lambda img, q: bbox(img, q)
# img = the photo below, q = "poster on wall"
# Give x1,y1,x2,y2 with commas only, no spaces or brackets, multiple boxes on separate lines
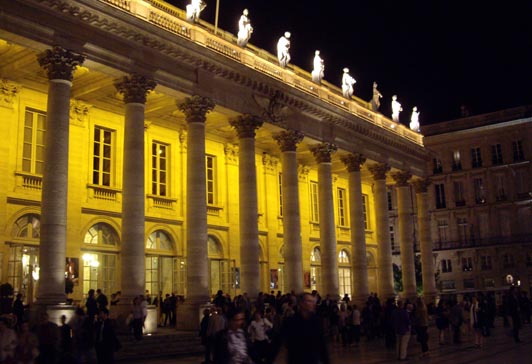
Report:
65,257,79,285
304,271,311,288
270,269,279,289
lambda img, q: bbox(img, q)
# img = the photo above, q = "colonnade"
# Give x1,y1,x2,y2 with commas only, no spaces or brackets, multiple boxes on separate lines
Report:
35,46,436,329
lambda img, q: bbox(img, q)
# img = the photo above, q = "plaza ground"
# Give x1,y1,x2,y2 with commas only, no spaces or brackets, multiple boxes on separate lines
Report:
121,318,531,363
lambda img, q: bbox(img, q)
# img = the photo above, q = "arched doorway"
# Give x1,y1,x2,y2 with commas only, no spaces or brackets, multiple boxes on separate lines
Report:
7,213,40,303
338,249,351,299
145,229,185,297
208,235,235,297
310,246,322,293
82,222,119,296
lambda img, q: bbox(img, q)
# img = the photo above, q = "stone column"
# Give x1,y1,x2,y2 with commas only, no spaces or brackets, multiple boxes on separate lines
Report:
310,143,339,300
341,153,369,306
367,163,395,299
392,171,416,300
413,178,437,302
114,74,156,305
177,95,215,330
273,130,304,293
230,115,263,298
36,46,85,305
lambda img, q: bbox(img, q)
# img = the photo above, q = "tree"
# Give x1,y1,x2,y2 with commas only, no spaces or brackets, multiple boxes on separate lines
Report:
393,255,423,295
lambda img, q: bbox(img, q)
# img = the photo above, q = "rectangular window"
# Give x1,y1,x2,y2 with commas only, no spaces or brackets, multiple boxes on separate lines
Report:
471,147,482,168
453,181,465,206
473,178,486,204
206,155,216,205
491,144,503,165
481,256,492,270
452,150,462,171
463,279,475,289
441,259,452,273
512,140,524,162
310,181,319,222
433,158,443,174
278,173,283,217
457,217,468,243
438,220,449,243
503,253,515,268
337,188,347,226
92,127,113,186
515,169,528,197
462,257,473,271
22,108,47,174
151,142,168,196
387,190,393,211
495,174,507,201
362,194,369,230
435,183,446,209
441,280,456,290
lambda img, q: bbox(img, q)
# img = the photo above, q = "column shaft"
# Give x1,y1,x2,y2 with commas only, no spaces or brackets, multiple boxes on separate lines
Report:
348,170,369,304
374,179,394,299
417,191,437,301
37,79,72,304
397,185,416,299
282,151,303,292
121,103,147,301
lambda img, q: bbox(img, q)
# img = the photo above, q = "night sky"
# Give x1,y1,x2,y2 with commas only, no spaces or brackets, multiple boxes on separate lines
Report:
168,0,532,125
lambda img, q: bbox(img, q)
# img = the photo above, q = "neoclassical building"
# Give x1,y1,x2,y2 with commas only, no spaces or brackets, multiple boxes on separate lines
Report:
422,106,532,302
0,0,434,329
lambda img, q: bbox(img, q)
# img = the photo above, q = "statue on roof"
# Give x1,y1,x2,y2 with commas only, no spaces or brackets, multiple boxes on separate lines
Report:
391,95,402,122
341,68,356,99
311,50,325,84
370,82,383,111
277,32,291,68
410,106,420,132
186,0,206,23
237,9,253,47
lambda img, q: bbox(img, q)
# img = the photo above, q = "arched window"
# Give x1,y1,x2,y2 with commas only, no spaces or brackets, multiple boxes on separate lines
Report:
12,214,40,239
146,230,174,252
208,236,223,258
338,249,351,298
83,223,119,245
311,247,321,263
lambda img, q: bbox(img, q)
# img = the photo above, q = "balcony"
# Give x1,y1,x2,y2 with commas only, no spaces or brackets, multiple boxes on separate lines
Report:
434,233,532,250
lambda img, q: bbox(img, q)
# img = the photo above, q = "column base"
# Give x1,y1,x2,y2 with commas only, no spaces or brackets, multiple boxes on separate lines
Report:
30,303,77,326
176,299,211,331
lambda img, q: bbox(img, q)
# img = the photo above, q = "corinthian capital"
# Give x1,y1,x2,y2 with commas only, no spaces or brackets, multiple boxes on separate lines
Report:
310,143,337,164
229,114,263,138
178,95,215,123
273,130,304,152
367,163,390,180
341,153,366,172
38,46,85,81
391,171,412,187
412,178,432,193
114,73,156,104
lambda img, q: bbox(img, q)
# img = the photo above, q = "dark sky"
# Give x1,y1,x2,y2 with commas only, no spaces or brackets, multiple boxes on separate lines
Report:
168,0,532,125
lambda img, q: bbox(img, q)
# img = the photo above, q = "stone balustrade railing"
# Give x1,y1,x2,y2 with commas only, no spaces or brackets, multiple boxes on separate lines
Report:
101,0,424,146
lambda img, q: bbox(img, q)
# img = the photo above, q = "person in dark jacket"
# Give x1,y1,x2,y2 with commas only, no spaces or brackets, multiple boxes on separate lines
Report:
94,308,120,364
213,308,252,364
275,292,329,364
392,301,412,361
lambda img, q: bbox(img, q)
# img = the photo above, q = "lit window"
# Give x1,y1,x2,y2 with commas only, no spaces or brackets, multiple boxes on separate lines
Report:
206,155,216,205
278,173,283,216
310,181,319,222
22,108,46,174
151,142,169,196
452,150,462,171
93,127,114,186
337,188,347,226
362,194,369,229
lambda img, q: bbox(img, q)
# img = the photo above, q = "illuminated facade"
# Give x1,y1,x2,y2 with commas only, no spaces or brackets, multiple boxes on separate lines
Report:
0,0,433,329
423,106,532,302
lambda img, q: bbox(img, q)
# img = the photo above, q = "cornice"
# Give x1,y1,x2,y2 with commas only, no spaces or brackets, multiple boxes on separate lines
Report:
22,0,428,163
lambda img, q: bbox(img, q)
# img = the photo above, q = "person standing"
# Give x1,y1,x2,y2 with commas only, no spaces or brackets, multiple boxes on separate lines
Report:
94,309,120,364
86,289,98,323
413,297,429,358
96,289,108,312
13,293,25,331
35,312,60,364
276,292,329,364
213,308,251,364
392,301,412,361
449,300,464,344
508,286,522,343
247,310,272,364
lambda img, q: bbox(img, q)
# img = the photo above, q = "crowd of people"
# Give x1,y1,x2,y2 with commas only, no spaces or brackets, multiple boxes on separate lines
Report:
198,286,532,363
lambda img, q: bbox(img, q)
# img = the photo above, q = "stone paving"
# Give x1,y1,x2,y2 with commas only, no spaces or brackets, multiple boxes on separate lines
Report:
123,318,531,364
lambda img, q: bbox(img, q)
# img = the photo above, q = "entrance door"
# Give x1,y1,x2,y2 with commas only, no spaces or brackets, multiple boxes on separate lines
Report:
145,256,186,297
209,259,235,297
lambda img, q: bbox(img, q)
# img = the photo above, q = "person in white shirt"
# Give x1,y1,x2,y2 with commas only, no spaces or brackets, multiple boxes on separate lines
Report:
248,310,273,363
